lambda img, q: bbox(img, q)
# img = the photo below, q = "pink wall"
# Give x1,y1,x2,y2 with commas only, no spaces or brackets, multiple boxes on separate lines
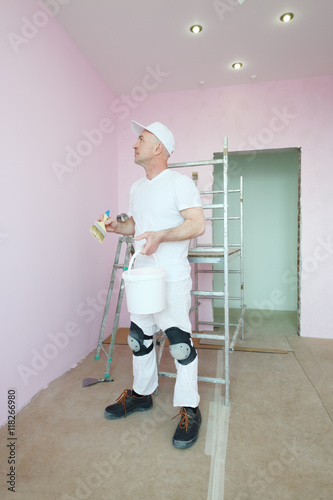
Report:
0,1,118,425
116,77,333,339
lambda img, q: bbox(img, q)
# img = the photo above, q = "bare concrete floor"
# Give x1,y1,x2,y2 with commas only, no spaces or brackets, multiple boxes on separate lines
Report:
1,312,332,499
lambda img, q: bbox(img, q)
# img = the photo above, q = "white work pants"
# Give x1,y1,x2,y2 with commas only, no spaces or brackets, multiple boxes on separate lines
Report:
130,278,200,408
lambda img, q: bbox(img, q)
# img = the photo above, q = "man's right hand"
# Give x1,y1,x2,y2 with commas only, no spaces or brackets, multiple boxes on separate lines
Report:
97,214,135,236
98,215,119,233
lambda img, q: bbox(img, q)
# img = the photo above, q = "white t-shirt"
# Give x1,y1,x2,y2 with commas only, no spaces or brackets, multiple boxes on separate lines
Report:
128,169,202,282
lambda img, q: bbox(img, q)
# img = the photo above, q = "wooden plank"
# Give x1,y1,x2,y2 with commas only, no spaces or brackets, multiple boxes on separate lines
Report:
188,248,240,258
102,328,289,354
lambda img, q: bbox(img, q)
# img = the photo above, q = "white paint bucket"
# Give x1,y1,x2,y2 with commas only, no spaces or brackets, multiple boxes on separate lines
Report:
122,249,166,314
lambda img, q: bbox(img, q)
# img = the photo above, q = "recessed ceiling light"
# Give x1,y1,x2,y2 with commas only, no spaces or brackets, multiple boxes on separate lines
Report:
280,12,294,23
190,25,202,34
232,62,243,70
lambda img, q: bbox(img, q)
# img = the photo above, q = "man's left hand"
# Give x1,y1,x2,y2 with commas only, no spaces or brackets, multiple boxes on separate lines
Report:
135,231,163,255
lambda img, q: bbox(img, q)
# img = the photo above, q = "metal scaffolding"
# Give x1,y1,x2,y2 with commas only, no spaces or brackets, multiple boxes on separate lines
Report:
157,137,246,406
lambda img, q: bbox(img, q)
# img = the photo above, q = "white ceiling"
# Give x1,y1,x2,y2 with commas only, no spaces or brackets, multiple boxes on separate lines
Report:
51,0,333,96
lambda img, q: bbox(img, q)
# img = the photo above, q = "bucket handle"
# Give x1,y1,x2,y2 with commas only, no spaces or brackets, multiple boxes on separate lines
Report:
127,248,159,276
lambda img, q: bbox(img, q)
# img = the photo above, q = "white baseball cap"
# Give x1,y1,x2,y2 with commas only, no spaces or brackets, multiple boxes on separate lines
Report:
131,120,175,155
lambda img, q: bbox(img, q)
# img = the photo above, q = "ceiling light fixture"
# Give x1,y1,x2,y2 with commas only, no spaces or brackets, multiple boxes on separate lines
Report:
190,25,202,34
280,12,294,23
232,62,243,70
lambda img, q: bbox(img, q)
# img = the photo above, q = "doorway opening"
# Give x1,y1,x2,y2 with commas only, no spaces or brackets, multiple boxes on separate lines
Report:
213,148,301,337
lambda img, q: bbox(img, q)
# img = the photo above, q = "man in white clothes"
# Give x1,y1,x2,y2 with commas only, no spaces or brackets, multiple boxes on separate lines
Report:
102,120,205,449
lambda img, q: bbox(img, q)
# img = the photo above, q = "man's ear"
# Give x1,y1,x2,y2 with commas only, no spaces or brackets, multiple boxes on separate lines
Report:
155,142,164,155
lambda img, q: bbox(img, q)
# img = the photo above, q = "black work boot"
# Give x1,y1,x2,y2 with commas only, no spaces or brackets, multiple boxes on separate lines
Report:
104,389,153,420
172,407,202,449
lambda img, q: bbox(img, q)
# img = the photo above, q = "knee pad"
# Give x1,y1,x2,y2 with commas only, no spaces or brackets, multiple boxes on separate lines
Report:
165,327,197,366
128,322,154,357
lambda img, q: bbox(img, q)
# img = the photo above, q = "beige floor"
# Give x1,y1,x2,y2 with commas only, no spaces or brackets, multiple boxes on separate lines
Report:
1,311,332,500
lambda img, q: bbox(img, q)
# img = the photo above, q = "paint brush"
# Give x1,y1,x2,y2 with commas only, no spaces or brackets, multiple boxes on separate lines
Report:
90,210,110,243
